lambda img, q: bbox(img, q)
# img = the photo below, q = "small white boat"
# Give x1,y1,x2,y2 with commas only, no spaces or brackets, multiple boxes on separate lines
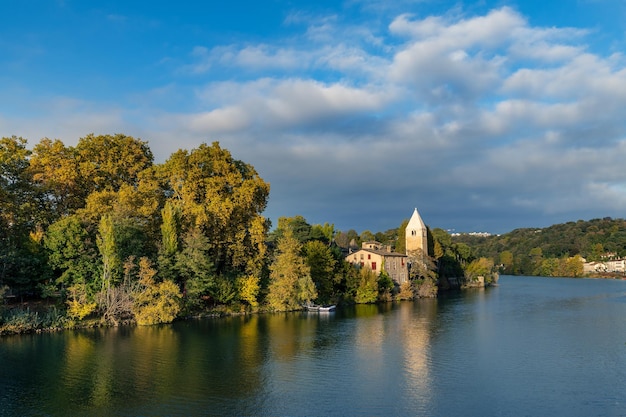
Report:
304,304,336,312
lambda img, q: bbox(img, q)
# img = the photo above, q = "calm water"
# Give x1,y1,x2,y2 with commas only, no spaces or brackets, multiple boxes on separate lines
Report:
1,275,626,416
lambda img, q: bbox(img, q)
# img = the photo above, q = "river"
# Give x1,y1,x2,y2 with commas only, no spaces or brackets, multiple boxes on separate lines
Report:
1,275,625,416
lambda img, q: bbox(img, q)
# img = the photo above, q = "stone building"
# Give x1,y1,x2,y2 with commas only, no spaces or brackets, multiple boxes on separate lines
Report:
344,208,428,285
345,241,409,284
406,207,427,260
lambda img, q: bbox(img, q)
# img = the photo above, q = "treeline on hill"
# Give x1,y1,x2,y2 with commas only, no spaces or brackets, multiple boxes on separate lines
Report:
452,217,626,277
1,134,482,335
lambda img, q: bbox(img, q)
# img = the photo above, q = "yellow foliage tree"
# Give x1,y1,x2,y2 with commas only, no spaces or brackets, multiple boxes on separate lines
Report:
66,284,97,320
237,275,260,308
132,257,182,325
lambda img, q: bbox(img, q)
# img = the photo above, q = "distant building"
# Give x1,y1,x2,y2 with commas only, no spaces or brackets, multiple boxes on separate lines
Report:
583,258,626,274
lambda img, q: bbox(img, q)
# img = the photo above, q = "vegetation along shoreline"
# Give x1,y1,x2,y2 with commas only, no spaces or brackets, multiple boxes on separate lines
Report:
2,134,621,336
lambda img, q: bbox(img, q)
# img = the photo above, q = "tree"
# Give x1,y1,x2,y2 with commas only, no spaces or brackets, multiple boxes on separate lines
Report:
354,267,378,304
75,133,153,195
132,257,181,325
0,136,50,294
465,257,495,282
237,275,261,309
29,138,82,217
377,270,394,302
304,240,337,303
97,214,121,291
96,214,125,324
158,201,181,282
267,229,316,311
44,215,100,294
395,219,409,254
499,250,514,274
175,228,215,311
273,215,312,243
360,230,376,243
158,142,270,277
310,222,335,244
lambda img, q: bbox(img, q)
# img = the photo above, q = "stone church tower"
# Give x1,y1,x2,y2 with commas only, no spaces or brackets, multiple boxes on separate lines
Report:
405,208,427,257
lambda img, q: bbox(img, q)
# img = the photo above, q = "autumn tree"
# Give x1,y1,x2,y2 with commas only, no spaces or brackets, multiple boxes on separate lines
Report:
354,267,378,304
267,229,316,311
464,257,495,283
75,133,154,195
158,142,270,277
29,138,82,218
132,257,181,325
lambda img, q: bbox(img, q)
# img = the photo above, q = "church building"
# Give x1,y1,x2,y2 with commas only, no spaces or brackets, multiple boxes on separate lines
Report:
344,208,428,285
405,207,428,260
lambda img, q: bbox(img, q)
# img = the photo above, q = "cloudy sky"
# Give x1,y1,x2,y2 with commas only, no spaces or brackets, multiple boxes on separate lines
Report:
2,0,626,235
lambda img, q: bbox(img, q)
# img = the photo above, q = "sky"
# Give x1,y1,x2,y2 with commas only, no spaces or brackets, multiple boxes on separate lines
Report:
2,0,626,235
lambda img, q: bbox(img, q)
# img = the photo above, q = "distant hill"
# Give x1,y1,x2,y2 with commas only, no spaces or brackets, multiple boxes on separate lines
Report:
451,217,626,276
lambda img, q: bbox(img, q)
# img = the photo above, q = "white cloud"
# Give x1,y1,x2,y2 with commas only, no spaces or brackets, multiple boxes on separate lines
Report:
8,4,626,233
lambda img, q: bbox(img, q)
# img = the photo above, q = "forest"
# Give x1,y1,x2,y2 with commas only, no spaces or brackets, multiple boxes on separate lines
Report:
6,134,616,335
2,134,488,335
452,217,626,277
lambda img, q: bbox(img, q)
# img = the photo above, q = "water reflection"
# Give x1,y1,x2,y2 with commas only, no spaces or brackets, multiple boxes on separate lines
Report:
3,278,626,417
399,300,436,408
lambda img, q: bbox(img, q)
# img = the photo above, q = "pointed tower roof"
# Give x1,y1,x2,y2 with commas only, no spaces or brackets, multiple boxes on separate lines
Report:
407,208,426,231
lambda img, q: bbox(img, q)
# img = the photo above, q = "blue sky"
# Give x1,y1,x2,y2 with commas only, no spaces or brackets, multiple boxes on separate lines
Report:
3,0,626,235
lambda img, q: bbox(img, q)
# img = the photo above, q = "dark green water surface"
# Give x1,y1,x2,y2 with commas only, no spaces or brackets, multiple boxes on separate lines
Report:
1,276,625,416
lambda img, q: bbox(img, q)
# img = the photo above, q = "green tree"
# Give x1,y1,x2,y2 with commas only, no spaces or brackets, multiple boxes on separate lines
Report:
267,229,316,311
360,230,376,243
377,270,394,301
304,240,337,303
499,250,514,274
465,257,495,282
355,267,378,304
0,136,50,294
176,228,215,311
273,215,312,243
158,201,181,281
395,219,409,254
44,215,100,294
96,214,126,324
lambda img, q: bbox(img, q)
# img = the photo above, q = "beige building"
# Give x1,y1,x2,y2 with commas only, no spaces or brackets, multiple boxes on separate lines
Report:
345,208,429,285
346,241,409,284
406,207,428,260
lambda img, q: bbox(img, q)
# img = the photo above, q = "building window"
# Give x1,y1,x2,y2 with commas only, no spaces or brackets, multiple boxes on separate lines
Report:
367,254,371,260
360,254,363,260
371,262,377,271
360,262,364,267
